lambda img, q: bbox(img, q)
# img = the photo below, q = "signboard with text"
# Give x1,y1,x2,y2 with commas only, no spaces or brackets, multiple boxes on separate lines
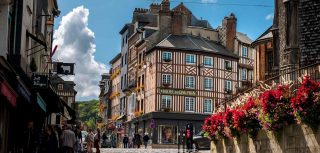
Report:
160,89,197,96
32,74,48,88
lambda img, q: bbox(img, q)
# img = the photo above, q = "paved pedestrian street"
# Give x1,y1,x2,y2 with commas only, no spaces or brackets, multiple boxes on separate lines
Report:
96,148,210,153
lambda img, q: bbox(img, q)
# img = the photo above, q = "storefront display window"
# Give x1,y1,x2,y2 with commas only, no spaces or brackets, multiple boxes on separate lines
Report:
158,125,177,144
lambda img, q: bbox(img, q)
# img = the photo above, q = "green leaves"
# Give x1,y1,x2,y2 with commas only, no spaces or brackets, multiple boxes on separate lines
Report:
77,99,99,130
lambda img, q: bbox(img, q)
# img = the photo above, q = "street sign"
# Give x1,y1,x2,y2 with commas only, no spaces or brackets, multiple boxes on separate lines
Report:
56,62,74,75
32,74,48,88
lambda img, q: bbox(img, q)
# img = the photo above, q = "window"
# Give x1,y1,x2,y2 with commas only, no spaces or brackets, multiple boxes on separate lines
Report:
162,74,172,85
162,52,172,62
158,125,177,144
185,76,195,89
161,95,172,109
242,68,247,80
204,99,212,113
225,80,232,92
225,60,232,70
58,84,63,90
203,56,213,67
185,97,195,112
242,46,248,57
186,54,196,64
204,77,213,90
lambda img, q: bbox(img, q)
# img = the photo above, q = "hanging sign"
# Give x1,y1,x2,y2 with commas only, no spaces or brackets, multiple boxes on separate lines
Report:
32,74,48,88
56,62,75,75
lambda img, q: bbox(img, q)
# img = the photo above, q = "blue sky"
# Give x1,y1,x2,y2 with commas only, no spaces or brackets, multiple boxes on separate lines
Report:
54,0,274,101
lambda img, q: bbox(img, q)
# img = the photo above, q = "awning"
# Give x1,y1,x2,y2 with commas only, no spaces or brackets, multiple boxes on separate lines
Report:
116,115,125,121
60,99,76,121
0,82,17,107
36,93,46,112
37,87,62,114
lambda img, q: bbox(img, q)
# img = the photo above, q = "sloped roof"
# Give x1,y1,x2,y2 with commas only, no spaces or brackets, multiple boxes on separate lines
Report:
190,15,213,29
50,74,77,93
255,26,273,42
236,32,253,44
153,34,238,58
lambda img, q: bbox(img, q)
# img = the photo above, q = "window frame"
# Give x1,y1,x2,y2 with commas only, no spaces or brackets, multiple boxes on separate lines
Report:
162,74,172,85
203,99,212,113
242,46,248,57
185,97,195,112
186,54,196,65
204,77,213,90
185,76,195,89
225,60,232,70
203,56,213,67
242,68,247,80
161,95,172,109
162,51,172,62
225,80,232,91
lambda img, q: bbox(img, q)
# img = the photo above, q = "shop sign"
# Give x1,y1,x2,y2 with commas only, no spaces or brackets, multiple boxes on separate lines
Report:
56,62,75,75
32,74,48,88
0,82,17,107
160,89,197,96
37,94,47,112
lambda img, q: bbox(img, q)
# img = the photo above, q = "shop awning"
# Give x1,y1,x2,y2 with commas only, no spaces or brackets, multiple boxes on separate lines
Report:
36,93,46,112
116,115,125,121
37,87,62,114
60,99,76,121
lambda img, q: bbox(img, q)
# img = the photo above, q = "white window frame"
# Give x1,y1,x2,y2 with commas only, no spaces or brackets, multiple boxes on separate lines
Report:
185,97,195,112
162,74,172,85
225,80,232,91
186,54,196,64
242,46,248,57
203,99,212,113
203,56,213,67
162,52,172,61
204,77,213,90
242,68,247,80
185,76,195,89
161,95,172,109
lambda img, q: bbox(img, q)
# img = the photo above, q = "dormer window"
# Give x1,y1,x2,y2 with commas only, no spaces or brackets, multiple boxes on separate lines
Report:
58,84,63,90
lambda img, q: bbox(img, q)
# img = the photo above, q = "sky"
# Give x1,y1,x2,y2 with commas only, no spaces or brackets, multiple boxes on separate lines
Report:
53,0,274,101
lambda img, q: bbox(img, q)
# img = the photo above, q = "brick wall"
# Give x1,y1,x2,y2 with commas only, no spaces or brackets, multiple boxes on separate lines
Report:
211,124,320,153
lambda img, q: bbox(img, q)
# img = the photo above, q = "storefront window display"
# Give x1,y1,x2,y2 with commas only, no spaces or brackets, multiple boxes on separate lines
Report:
158,125,177,144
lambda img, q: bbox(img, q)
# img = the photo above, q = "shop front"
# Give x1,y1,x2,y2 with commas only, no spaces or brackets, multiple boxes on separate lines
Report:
135,112,210,147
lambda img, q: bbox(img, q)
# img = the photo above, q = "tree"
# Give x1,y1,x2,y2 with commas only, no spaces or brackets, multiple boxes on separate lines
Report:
77,99,99,130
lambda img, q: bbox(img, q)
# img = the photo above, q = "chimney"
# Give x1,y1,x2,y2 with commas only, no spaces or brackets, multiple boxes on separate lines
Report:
161,0,170,12
222,13,237,52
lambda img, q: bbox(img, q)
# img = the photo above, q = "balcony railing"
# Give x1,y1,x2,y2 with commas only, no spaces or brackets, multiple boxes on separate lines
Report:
219,62,320,112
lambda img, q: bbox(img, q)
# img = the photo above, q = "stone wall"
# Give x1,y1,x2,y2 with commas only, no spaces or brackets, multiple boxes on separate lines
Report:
211,124,320,153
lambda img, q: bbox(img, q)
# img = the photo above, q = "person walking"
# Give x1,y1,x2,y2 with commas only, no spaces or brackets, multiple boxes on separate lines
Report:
134,133,142,148
110,132,116,148
143,133,150,149
60,125,76,153
74,127,82,153
45,125,58,153
94,128,101,153
122,135,129,148
86,129,94,153
22,120,36,153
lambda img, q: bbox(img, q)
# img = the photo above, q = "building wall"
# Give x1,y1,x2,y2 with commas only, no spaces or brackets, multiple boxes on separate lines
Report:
111,58,121,119
0,3,9,57
144,49,238,114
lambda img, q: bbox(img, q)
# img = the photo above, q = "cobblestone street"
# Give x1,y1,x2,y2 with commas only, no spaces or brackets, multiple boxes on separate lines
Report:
96,148,210,153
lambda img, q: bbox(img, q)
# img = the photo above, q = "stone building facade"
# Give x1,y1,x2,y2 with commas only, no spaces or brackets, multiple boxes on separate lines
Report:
273,0,320,71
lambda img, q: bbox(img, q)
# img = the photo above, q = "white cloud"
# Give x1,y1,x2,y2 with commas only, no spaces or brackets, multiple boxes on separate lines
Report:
265,13,274,20
53,6,107,100
201,0,218,3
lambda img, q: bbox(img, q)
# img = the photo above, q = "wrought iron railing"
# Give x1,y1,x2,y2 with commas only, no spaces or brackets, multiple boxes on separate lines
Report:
218,62,320,112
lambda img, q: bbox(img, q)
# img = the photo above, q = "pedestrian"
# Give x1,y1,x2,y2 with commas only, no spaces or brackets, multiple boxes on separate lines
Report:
134,133,142,148
143,133,150,149
123,135,129,148
94,128,101,153
22,120,36,153
60,124,76,153
45,125,58,153
86,129,94,153
110,132,116,148
74,127,82,153
102,131,107,148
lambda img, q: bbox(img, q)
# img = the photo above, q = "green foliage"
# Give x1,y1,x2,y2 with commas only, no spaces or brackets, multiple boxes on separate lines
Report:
77,99,99,130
